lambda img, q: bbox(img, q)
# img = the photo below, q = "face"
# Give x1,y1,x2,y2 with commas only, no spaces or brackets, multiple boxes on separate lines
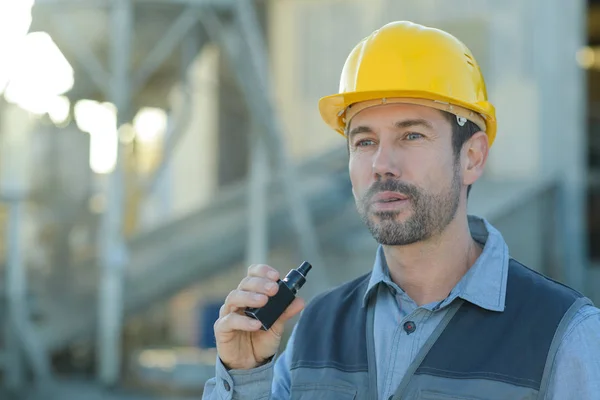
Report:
348,103,462,246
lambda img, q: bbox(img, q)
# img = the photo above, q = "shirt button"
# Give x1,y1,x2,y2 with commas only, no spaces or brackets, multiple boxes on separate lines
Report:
403,321,416,334
223,379,231,391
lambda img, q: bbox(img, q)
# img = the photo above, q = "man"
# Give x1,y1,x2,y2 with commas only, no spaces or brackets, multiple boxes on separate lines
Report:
203,21,600,399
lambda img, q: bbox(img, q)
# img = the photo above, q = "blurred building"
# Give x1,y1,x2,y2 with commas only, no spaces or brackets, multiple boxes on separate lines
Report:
0,0,596,398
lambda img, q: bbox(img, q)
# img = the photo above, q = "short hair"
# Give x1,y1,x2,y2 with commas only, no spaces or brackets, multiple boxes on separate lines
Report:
441,111,481,197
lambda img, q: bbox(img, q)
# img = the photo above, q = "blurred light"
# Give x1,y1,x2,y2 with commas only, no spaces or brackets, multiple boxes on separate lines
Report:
0,0,35,94
4,32,74,114
118,123,136,144
47,96,71,125
74,100,117,133
0,2,74,122
4,90,51,115
577,46,595,69
133,107,168,144
74,100,119,174
0,1,34,39
75,100,102,133
90,128,118,174
138,350,177,371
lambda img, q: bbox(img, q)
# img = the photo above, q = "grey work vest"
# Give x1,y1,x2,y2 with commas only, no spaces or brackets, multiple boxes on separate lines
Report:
289,259,591,400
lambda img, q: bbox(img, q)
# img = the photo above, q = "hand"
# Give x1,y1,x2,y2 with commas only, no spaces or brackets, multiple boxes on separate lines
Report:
214,264,305,370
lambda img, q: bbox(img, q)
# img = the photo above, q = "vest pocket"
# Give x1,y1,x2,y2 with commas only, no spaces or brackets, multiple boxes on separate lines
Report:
290,383,357,400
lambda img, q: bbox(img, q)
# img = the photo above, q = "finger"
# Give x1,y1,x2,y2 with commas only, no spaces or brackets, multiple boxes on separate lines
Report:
219,302,239,318
222,290,269,315
215,312,263,336
270,297,305,337
219,304,227,318
238,277,279,297
247,264,280,281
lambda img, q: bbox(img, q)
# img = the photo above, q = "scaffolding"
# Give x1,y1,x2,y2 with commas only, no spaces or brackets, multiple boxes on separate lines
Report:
2,0,330,393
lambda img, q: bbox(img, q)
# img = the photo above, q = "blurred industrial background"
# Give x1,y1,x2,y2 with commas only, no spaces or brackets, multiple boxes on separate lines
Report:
0,0,597,398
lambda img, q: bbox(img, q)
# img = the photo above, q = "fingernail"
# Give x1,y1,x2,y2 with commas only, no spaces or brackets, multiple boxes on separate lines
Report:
267,271,278,280
265,282,277,291
253,293,264,301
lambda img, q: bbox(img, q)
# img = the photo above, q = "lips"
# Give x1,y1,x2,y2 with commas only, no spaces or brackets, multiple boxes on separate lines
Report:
371,191,409,203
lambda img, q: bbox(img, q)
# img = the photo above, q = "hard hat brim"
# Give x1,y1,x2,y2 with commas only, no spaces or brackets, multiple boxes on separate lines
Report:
318,89,497,147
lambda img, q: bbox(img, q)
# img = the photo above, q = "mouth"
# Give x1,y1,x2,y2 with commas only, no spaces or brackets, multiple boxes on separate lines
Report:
378,198,404,203
371,191,409,203
368,191,410,212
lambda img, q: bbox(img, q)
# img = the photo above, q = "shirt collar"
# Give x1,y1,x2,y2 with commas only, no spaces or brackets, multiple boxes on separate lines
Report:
361,215,509,312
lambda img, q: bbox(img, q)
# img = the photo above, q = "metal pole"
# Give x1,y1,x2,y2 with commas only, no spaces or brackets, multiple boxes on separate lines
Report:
49,14,111,99
1,103,52,390
5,201,24,391
132,7,200,94
5,199,52,386
234,2,269,265
247,125,269,264
97,0,132,386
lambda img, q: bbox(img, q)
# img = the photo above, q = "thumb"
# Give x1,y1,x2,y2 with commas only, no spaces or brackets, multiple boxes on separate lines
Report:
270,297,305,337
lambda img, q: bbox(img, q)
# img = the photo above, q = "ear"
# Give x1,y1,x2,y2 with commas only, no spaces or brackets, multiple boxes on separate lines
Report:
462,131,489,186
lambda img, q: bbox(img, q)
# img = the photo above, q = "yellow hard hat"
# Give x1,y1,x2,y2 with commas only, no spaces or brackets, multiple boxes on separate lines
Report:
318,21,497,147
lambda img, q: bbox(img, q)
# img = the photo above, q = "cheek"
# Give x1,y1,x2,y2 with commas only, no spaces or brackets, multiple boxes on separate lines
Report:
429,157,458,190
348,154,371,197
405,151,451,189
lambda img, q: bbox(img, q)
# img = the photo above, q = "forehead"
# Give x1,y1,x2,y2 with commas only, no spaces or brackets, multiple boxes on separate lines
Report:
347,103,449,132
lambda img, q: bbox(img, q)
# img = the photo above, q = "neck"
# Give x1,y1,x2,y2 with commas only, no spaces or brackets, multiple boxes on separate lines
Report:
382,213,482,306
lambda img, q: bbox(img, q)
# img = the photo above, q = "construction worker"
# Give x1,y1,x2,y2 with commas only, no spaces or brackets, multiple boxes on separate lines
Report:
203,21,600,399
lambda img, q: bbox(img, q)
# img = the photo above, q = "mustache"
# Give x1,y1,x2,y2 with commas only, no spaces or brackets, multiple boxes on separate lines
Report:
363,179,420,203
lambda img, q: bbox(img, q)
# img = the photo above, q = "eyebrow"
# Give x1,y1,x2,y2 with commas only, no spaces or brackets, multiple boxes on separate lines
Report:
347,125,373,139
347,118,434,139
395,118,433,130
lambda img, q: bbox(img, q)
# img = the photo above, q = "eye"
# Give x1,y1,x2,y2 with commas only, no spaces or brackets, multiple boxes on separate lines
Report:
406,132,424,140
355,139,376,147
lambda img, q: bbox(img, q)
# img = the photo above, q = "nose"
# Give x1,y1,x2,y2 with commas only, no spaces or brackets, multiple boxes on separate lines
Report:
372,144,401,180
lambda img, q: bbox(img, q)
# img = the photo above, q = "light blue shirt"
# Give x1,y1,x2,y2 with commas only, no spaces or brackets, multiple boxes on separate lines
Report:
202,216,600,399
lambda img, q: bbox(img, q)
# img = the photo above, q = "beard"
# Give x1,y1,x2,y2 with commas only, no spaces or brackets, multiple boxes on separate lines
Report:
356,165,461,246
